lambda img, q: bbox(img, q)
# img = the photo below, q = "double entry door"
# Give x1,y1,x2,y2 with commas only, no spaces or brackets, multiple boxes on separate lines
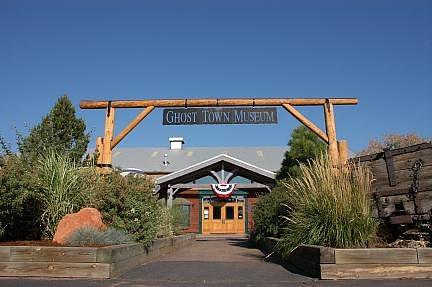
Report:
202,201,245,234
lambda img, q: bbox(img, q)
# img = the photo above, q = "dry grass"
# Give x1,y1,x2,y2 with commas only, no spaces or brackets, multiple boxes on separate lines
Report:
278,155,379,257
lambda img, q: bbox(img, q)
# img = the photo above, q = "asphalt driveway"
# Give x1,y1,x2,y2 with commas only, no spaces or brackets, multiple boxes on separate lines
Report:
0,236,431,286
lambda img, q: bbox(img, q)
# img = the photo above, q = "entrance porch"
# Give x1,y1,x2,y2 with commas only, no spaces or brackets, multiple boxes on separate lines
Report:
155,154,276,234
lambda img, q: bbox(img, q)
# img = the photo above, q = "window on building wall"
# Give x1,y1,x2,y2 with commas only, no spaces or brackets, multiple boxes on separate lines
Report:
173,198,191,228
238,206,243,219
204,207,209,219
178,204,190,227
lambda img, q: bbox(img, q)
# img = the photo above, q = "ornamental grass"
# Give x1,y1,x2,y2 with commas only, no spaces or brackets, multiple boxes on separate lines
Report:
278,155,379,257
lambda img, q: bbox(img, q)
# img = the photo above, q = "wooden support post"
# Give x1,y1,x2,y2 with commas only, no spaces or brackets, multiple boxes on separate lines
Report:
100,103,115,171
324,101,339,165
338,140,349,166
282,103,329,143
167,187,174,208
96,137,104,165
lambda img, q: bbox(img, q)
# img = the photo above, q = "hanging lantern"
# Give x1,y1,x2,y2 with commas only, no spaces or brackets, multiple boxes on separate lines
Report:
211,183,236,198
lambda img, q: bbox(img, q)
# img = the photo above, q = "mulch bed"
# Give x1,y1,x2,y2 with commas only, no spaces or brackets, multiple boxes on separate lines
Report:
0,240,112,247
0,240,63,246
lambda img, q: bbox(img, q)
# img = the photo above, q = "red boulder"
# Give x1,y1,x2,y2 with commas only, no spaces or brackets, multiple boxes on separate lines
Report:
53,207,106,244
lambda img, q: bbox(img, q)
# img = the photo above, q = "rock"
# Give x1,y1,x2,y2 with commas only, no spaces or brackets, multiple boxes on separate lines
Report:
53,207,106,245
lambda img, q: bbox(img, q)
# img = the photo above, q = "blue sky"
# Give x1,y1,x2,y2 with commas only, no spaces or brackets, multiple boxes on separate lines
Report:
1,0,431,154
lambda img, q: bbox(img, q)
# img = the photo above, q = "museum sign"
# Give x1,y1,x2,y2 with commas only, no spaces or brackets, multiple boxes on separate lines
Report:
162,107,278,125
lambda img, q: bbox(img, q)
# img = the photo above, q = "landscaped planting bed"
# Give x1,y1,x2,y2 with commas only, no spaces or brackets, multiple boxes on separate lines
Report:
260,237,432,280
0,233,195,279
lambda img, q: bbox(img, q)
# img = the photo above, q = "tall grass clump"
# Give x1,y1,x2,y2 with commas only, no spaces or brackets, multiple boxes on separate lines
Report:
37,151,93,239
278,155,379,257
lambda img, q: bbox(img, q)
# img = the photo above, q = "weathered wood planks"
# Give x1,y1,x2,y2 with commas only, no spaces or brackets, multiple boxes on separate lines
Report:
353,143,432,224
261,240,432,280
321,264,432,280
10,246,98,263
418,248,432,264
334,248,418,264
323,247,432,279
0,234,196,279
0,262,111,278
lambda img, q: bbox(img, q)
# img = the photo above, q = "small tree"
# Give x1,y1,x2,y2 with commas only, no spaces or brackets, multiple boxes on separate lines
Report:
19,95,89,163
359,133,430,156
277,125,327,179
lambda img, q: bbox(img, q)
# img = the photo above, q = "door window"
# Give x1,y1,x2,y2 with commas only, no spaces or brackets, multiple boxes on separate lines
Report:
213,206,221,219
226,206,234,220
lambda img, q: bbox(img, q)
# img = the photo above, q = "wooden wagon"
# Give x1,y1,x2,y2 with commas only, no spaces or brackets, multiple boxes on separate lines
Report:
352,143,432,232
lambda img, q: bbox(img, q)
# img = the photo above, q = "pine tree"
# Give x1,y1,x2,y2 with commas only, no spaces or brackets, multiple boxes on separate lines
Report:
19,95,90,163
277,125,326,179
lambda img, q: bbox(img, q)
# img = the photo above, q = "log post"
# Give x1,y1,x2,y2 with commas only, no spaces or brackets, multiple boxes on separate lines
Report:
167,187,173,208
324,101,339,165
96,137,104,165
337,140,349,166
100,103,115,171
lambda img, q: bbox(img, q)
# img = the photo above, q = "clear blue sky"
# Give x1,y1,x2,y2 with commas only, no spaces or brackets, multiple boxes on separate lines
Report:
1,0,431,154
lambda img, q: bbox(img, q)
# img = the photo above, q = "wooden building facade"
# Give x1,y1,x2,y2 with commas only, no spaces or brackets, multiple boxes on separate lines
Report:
155,154,275,234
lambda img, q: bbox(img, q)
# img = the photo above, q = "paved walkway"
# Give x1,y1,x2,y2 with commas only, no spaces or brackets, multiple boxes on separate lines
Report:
1,237,432,286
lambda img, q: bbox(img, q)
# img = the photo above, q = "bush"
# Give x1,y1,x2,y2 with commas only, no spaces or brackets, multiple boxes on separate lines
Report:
156,205,175,238
65,226,133,246
252,185,290,242
93,172,162,246
0,155,41,240
278,156,379,257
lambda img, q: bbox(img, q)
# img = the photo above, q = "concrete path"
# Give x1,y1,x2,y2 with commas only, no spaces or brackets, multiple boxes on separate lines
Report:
0,237,432,286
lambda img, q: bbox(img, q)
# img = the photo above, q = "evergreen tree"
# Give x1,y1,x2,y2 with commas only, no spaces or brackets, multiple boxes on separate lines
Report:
277,125,326,179
19,95,90,163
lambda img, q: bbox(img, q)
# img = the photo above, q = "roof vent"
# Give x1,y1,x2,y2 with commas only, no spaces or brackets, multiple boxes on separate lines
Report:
169,137,184,150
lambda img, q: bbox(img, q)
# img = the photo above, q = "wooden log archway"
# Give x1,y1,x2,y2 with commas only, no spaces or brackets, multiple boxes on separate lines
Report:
80,98,358,172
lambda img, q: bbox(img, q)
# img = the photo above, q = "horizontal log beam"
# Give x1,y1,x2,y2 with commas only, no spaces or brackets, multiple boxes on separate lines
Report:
80,98,358,109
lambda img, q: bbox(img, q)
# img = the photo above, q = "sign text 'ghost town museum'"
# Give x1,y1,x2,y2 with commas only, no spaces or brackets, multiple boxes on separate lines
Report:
162,107,278,125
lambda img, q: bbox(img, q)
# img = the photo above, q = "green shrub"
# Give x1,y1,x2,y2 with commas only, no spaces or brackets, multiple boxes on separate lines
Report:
36,151,93,239
0,155,41,240
156,205,175,238
93,172,162,246
65,226,133,246
278,156,379,257
252,185,290,242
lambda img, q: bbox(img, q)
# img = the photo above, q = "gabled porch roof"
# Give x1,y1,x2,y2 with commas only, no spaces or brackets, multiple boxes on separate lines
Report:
155,154,276,196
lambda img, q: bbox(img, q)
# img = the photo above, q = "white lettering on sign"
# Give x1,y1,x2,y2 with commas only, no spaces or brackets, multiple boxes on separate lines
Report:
162,108,278,125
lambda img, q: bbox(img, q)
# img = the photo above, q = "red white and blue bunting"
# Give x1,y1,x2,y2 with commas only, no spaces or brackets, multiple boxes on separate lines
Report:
210,183,236,198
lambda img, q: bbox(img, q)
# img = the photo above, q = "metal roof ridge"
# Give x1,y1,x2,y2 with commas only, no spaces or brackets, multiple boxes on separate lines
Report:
113,146,287,149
